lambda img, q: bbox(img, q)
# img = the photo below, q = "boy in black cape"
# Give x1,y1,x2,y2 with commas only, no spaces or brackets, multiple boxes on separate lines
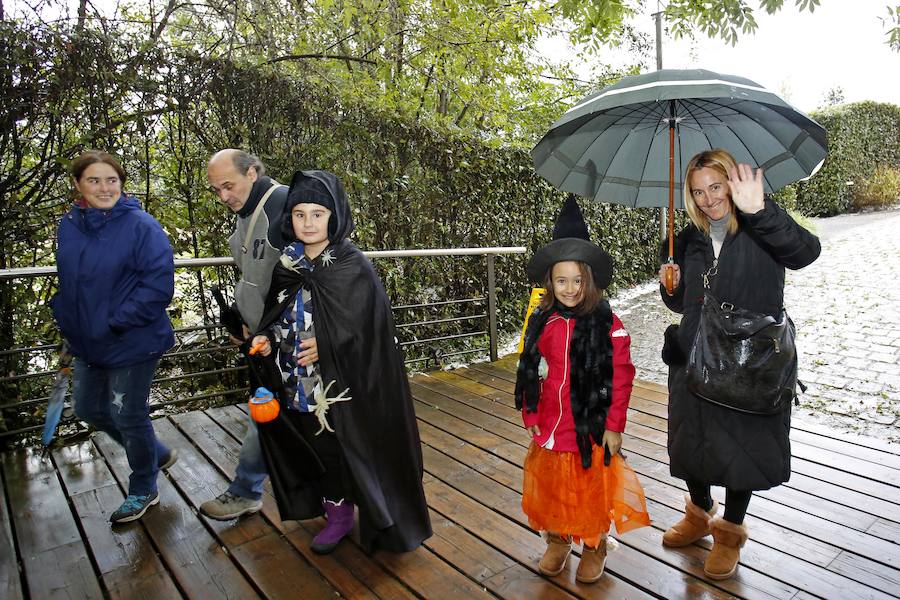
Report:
250,170,431,554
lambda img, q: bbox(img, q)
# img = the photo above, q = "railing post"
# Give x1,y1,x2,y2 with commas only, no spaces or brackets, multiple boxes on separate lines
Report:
486,253,498,362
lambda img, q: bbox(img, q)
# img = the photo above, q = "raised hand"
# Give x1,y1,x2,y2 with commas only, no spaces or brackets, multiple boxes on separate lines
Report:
727,163,765,214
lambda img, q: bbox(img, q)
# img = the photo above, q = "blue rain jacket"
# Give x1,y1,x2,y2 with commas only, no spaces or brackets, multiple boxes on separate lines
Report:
51,195,175,368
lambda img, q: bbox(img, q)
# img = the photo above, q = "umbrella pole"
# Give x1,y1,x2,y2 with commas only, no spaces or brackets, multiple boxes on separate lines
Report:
664,101,676,294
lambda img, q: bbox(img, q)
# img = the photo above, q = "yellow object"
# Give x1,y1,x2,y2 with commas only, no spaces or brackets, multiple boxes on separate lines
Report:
518,288,546,353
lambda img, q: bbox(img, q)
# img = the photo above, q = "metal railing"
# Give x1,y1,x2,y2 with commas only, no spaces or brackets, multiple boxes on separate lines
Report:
0,247,525,442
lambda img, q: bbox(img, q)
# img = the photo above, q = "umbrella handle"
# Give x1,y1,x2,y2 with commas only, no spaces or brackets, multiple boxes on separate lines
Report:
664,260,675,295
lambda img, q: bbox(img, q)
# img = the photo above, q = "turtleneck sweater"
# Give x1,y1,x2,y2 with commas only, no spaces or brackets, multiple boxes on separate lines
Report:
709,213,729,259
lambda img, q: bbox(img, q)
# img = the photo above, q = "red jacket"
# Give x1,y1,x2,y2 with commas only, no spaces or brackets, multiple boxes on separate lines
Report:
522,311,635,451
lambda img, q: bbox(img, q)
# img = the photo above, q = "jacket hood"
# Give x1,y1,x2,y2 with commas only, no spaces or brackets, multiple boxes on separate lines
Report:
281,170,354,243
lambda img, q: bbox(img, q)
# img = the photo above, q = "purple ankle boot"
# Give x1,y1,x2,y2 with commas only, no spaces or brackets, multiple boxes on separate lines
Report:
310,498,355,554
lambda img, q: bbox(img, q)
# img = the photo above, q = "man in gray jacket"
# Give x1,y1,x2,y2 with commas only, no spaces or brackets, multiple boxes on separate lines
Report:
201,149,318,519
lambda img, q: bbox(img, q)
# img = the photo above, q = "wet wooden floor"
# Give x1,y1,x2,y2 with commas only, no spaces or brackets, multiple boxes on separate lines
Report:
2,355,899,599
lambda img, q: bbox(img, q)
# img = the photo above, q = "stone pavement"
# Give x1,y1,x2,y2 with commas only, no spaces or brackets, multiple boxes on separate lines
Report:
610,207,900,445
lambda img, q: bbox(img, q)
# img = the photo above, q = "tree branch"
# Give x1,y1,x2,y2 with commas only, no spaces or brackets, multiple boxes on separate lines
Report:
265,53,377,66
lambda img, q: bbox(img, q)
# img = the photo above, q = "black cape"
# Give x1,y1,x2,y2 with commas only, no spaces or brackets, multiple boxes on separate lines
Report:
255,170,432,553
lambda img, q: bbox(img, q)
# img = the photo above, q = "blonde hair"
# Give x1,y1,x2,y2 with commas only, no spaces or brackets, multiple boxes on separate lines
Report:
683,149,739,236
538,261,604,316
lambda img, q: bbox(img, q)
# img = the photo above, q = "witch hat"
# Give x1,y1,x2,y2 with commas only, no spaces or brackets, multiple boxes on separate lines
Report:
526,195,613,288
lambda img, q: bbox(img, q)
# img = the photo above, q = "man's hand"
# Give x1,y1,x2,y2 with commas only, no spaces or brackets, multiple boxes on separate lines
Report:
526,424,541,437
229,324,251,347
601,430,622,457
297,337,318,367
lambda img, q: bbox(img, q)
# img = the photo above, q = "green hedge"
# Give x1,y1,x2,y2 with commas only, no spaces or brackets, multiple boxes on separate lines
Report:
794,102,900,216
0,23,666,442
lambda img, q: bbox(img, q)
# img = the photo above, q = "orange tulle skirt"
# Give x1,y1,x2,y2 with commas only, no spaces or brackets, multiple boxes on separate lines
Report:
522,442,651,545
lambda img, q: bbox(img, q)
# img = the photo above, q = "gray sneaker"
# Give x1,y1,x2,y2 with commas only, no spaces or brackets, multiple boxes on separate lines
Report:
200,491,263,520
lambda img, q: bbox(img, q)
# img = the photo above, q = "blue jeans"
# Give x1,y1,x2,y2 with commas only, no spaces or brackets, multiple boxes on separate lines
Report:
227,415,268,500
73,357,168,496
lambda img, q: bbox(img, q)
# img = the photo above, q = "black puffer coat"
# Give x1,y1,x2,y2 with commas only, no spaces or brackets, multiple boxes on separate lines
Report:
661,199,820,491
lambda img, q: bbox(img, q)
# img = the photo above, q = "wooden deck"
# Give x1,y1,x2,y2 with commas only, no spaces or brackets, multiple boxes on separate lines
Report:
2,355,899,599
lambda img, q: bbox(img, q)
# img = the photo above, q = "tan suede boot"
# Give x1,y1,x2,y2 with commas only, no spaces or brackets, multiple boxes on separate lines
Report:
704,517,749,580
538,533,572,576
662,494,719,547
575,537,608,583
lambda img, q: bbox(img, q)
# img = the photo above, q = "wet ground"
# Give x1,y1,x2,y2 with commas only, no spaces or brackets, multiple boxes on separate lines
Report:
611,207,900,445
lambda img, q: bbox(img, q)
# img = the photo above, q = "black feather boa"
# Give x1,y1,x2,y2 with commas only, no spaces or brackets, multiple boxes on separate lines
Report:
514,301,615,468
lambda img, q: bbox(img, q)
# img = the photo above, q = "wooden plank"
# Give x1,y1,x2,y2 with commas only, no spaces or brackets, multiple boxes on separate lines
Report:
202,404,434,600
826,550,900,599
646,499,893,600
409,381,527,445
1,448,103,599
789,428,900,471
418,419,803,600
426,510,579,600
413,376,900,595
52,441,183,599
866,519,900,544
620,435,900,576
435,367,900,532
422,448,730,599
413,374,520,420
412,398,524,465
0,457,25,600
177,408,388,599
161,413,339,600
92,428,262,600
789,418,900,456
423,370,513,405
213,414,497,600
419,392,897,600
788,441,900,488
453,365,515,394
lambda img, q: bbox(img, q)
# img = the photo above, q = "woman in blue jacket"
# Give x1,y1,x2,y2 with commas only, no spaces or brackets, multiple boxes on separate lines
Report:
52,150,177,524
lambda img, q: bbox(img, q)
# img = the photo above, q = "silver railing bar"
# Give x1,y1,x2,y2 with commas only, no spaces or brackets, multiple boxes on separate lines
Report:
395,314,487,329
393,297,484,310
0,247,526,280
399,330,487,347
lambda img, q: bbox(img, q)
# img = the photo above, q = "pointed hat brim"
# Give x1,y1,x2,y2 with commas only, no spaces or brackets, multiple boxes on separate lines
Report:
526,238,613,289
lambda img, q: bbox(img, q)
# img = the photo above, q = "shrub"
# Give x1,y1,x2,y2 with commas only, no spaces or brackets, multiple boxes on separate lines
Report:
795,102,900,216
852,166,900,210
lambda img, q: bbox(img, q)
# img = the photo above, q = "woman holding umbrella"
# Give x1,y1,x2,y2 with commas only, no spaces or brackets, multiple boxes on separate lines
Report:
658,149,820,579
52,150,177,525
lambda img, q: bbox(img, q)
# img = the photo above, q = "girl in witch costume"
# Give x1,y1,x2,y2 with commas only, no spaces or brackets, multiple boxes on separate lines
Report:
515,197,650,583
249,170,431,554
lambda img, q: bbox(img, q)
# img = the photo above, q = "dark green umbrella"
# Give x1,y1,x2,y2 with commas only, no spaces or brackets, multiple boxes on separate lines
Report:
532,68,828,287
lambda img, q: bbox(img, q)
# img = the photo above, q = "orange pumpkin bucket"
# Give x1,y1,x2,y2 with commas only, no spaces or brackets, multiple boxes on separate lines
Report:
249,387,280,423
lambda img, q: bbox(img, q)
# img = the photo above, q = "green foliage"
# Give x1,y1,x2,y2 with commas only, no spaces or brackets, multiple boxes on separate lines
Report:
554,0,821,48
0,21,662,440
794,102,900,216
852,166,900,209
886,5,900,52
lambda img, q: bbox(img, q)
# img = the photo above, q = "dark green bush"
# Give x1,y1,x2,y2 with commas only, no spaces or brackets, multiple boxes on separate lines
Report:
795,102,900,216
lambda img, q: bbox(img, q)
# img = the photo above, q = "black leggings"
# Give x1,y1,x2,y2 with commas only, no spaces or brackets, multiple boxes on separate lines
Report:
686,481,752,524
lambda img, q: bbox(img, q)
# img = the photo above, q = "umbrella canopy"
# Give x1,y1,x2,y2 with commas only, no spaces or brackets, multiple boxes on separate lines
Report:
532,69,828,209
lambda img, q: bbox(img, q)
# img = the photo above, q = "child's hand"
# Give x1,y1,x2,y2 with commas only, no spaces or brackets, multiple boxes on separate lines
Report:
298,337,318,367
527,425,540,437
250,335,271,356
601,430,622,456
